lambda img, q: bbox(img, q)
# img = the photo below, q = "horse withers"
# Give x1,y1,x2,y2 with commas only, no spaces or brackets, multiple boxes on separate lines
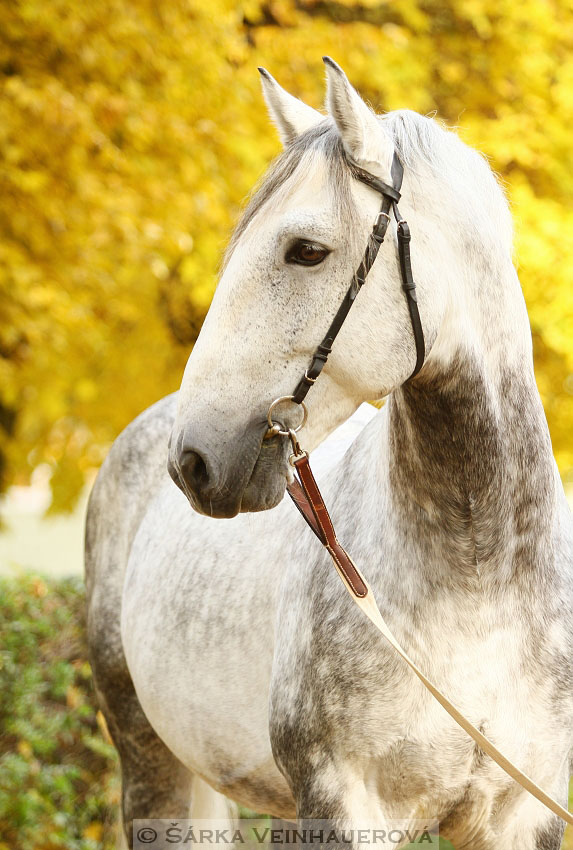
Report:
85,59,573,849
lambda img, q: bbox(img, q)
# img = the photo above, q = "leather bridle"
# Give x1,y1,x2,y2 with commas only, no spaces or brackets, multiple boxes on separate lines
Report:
262,151,573,827
264,150,425,441
291,150,425,406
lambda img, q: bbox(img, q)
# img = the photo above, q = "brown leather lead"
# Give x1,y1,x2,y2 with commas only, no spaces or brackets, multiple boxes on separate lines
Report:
287,454,368,597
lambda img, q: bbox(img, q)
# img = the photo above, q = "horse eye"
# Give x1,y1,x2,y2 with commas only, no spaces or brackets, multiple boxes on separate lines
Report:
286,241,330,267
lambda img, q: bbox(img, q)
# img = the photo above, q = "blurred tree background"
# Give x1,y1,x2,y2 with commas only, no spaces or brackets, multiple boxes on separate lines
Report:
0,0,572,512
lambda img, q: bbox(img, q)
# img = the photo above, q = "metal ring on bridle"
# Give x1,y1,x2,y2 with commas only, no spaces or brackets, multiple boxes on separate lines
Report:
266,396,308,437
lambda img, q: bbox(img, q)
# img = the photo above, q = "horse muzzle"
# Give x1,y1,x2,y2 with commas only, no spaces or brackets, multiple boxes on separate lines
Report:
168,418,290,517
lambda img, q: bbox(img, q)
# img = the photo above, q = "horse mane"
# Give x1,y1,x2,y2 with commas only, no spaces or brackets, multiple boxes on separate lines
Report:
381,109,458,171
383,110,513,249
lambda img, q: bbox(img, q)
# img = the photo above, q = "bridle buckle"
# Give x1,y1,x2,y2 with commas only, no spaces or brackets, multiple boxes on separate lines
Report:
374,210,391,229
372,210,391,243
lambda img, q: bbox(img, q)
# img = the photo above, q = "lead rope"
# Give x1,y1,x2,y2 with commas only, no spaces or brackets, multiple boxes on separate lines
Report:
285,443,573,827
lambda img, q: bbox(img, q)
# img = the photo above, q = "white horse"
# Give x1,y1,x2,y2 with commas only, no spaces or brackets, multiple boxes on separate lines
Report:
85,59,573,850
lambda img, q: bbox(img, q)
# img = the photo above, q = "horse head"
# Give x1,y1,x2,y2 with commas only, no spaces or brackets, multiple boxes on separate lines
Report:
168,58,509,517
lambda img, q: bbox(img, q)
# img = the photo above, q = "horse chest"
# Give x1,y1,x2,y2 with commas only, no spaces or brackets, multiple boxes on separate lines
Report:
270,569,564,815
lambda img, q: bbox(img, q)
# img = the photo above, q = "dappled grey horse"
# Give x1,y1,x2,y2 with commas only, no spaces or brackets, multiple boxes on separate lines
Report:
85,59,573,849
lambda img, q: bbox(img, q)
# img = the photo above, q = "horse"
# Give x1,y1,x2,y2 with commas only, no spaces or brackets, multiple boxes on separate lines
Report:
85,58,573,850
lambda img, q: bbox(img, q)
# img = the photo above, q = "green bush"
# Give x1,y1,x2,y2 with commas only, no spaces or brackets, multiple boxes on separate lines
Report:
0,574,119,850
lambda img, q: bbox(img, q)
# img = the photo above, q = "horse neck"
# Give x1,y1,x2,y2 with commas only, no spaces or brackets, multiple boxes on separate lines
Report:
385,267,556,586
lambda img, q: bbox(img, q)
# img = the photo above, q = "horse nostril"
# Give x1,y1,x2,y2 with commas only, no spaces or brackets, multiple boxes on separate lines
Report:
177,449,210,497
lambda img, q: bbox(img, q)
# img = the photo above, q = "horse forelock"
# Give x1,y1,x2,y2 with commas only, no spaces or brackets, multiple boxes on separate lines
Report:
224,121,357,268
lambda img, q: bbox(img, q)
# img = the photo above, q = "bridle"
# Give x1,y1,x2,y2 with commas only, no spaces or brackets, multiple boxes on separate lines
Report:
265,149,424,442
262,152,573,827
291,149,425,407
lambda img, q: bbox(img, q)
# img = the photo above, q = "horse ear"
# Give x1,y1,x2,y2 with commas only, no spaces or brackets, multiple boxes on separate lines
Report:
258,67,323,147
323,57,393,177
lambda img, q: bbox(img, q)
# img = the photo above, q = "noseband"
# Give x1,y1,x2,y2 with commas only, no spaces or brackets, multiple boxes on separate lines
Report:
291,150,425,406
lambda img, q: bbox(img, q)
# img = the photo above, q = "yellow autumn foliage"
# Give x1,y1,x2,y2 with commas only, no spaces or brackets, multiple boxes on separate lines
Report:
0,0,572,510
